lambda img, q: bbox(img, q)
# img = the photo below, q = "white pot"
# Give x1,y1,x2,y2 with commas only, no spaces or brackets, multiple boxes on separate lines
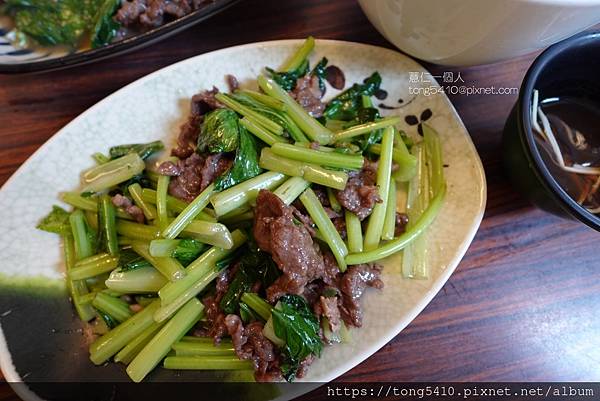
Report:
358,0,600,66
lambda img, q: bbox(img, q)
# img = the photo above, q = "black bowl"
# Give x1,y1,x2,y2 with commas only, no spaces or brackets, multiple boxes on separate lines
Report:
502,31,600,231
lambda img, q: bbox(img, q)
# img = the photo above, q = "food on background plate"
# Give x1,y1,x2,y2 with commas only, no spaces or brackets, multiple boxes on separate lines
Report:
37,37,446,382
1,0,217,50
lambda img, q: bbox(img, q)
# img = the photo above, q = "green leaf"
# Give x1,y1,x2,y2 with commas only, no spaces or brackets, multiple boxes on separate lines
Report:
37,205,71,235
198,109,240,153
324,72,382,121
219,245,279,315
231,92,301,142
108,140,165,160
238,302,258,324
118,249,152,272
90,0,120,48
96,308,119,329
310,57,328,94
115,173,154,198
215,249,243,271
171,239,206,266
353,108,383,151
214,127,261,191
7,0,104,47
266,59,310,92
271,294,323,382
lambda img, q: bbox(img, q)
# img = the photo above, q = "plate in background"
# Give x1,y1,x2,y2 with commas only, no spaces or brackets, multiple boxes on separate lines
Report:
0,0,239,74
0,39,486,399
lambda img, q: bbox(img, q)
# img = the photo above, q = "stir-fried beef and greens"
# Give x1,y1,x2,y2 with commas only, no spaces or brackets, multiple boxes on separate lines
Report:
38,37,447,382
1,0,216,49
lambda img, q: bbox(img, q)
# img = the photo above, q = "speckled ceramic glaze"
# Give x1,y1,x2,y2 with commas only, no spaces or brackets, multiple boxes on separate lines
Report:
0,40,486,399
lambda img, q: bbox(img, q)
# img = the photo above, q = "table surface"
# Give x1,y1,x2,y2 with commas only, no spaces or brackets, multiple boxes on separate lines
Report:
1,0,599,399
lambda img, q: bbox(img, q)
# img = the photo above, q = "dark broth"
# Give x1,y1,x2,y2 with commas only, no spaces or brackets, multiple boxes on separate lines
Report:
537,97,600,210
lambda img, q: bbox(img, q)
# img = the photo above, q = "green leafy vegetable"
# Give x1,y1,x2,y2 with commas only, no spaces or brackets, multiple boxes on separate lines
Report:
354,108,383,151
198,109,240,153
231,92,306,142
90,0,120,48
118,249,152,272
271,294,323,382
310,57,328,94
92,152,110,165
214,128,261,191
37,205,71,235
109,140,165,160
116,173,155,197
354,107,381,124
4,0,106,47
215,249,244,270
265,59,309,92
398,130,414,149
219,244,279,314
96,308,119,329
337,94,384,151
324,72,382,121
97,194,118,255
171,239,206,266
239,302,259,324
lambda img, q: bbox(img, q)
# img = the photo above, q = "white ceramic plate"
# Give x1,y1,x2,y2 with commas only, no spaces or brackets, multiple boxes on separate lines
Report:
0,39,486,398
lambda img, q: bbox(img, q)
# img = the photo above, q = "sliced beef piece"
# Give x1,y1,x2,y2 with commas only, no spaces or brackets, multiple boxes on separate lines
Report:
171,87,222,158
338,263,384,327
253,190,327,303
291,205,342,238
224,315,281,382
139,0,165,27
138,0,195,27
321,251,341,286
325,207,342,219
162,153,203,202
245,322,279,381
226,74,240,92
315,295,341,333
225,315,246,356
111,194,145,223
336,159,381,220
115,0,147,26
171,115,202,158
291,208,316,237
201,264,237,343
395,212,409,236
333,216,346,240
190,86,222,116
116,0,214,30
156,160,181,176
291,186,344,237
200,153,232,190
295,354,315,379
312,186,329,206
302,282,322,307
267,253,318,303
161,152,232,202
164,0,192,18
202,304,227,342
250,280,262,294
291,185,328,215
291,75,325,118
